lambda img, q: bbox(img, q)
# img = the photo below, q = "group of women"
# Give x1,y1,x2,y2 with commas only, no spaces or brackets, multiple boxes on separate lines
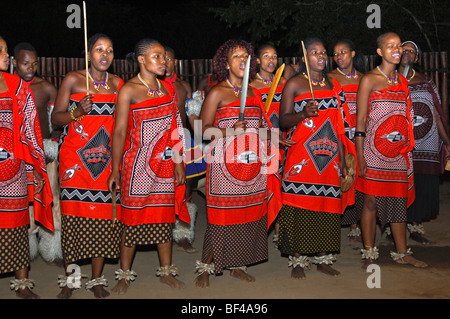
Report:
0,30,448,299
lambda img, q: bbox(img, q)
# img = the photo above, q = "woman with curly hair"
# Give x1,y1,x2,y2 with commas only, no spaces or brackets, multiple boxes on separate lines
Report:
194,39,293,288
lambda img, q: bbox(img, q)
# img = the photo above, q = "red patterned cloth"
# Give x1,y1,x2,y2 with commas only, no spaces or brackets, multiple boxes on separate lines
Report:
206,89,276,226
59,83,123,221
356,77,415,207
119,81,189,226
281,79,352,215
0,72,53,230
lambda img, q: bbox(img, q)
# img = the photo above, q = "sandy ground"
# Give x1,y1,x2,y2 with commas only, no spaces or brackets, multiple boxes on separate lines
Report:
1,175,449,310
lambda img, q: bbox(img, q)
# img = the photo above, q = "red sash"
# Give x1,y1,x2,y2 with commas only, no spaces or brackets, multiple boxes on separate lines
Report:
206,91,271,226
119,81,189,226
281,85,347,215
59,88,122,220
0,72,53,230
356,77,415,206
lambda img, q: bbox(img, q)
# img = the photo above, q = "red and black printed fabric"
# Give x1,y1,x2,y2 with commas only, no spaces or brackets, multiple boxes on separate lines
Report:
206,89,278,227
0,72,53,230
281,79,352,215
409,76,448,175
356,77,415,206
119,81,189,226
59,82,123,221
340,84,358,140
258,83,285,132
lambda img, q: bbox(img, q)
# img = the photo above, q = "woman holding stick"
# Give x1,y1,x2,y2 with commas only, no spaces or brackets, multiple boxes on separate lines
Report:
52,33,123,299
278,38,354,279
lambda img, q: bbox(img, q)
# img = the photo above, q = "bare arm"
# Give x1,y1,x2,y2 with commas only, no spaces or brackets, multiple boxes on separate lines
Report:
107,84,132,192
51,72,93,126
355,74,373,178
279,77,318,130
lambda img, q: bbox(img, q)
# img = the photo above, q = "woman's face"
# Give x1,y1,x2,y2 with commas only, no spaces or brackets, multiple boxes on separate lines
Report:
333,42,354,70
304,42,327,72
0,38,10,71
401,42,418,67
88,37,114,71
378,34,403,64
226,46,249,79
258,46,278,74
139,43,166,76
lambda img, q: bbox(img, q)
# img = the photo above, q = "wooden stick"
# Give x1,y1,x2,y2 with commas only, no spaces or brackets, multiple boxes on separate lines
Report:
83,1,89,95
301,41,315,101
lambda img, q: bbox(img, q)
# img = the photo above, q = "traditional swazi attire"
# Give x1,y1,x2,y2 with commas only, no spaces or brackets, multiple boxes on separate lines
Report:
278,79,353,269
0,72,53,275
356,76,415,228
119,80,189,247
406,76,448,232
198,89,271,275
58,78,124,266
338,84,361,231
258,83,286,234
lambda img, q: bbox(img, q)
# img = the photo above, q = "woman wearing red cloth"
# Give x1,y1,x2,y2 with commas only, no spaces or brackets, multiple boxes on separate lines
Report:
107,39,188,294
0,36,54,299
328,39,366,243
250,43,288,248
52,34,124,299
278,38,353,279
356,32,427,269
194,39,293,288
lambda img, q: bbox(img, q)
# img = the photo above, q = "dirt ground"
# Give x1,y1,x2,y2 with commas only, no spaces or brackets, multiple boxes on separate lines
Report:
1,174,449,310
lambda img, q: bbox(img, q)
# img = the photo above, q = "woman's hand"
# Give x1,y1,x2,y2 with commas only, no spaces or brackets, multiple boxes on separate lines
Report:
107,171,121,193
174,162,186,187
33,169,44,194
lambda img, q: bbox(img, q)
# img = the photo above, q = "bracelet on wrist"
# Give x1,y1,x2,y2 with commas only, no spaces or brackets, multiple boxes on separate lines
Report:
70,106,85,121
354,131,366,138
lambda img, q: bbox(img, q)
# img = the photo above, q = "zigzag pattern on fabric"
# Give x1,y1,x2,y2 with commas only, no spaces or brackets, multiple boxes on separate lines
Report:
60,188,114,203
282,180,341,198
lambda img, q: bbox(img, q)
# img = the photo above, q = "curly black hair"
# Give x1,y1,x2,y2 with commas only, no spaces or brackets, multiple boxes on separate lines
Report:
213,39,258,82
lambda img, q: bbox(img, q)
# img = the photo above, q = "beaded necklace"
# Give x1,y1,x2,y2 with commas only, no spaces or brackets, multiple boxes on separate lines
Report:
337,67,358,79
138,73,164,97
377,66,398,85
302,73,326,87
226,78,242,97
406,69,416,82
256,72,274,86
88,70,110,91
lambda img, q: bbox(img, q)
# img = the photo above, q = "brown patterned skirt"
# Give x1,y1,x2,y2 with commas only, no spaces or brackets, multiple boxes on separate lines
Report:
123,223,173,247
0,225,30,274
61,215,123,264
278,205,341,256
355,191,407,227
200,215,268,274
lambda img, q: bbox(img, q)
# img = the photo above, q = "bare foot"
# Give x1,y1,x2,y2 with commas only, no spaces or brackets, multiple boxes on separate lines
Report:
176,238,198,253
160,275,185,289
395,255,428,268
16,287,40,299
112,279,130,295
194,272,210,288
291,266,306,279
317,263,340,277
230,268,255,282
90,285,110,299
57,286,73,299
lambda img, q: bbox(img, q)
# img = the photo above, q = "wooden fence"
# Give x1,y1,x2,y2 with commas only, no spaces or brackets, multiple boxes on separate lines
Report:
32,52,448,122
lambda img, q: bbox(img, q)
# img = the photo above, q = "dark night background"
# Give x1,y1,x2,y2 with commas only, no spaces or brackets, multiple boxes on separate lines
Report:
1,0,449,60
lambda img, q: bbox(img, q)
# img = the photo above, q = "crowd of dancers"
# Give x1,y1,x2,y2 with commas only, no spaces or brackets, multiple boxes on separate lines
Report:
0,30,448,299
